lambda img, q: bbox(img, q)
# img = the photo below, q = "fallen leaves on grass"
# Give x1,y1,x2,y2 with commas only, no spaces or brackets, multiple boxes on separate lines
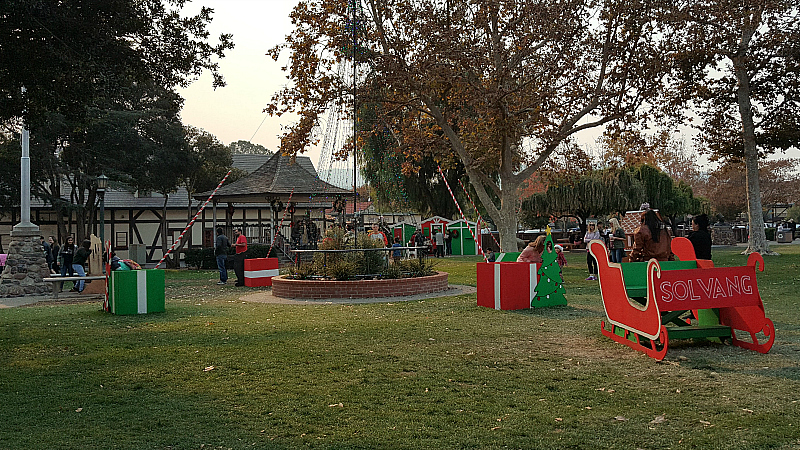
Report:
328,403,343,407
650,414,666,424
204,365,215,372
614,416,628,421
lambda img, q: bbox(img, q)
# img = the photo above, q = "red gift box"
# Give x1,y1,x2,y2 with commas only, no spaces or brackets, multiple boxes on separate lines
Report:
244,258,280,287
477,262,538,310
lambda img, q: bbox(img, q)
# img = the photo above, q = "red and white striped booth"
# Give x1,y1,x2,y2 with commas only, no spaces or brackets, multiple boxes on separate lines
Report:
244,258,280,287
476,262,539,310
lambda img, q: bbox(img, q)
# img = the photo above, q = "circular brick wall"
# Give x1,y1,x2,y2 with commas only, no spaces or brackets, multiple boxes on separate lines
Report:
272,271,449,299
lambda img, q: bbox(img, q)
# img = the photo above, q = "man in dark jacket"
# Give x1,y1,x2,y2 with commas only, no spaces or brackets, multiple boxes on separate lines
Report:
72,240,92,293
215,227,230,285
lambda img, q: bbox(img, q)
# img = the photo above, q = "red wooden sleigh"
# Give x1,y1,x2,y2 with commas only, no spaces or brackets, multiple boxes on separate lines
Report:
588,237,775,360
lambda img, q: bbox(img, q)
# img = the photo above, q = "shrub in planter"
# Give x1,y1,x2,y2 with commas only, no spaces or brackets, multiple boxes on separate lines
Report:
400,258,437,278
185,248,218,270
289,263,316,280
327,259,357,280
380,263,404,279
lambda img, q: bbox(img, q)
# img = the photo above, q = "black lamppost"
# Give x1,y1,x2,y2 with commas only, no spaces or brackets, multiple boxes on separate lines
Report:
97,174,109,249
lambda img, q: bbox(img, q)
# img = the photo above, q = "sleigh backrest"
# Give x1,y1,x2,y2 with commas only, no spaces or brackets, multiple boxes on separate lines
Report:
620,260,698,298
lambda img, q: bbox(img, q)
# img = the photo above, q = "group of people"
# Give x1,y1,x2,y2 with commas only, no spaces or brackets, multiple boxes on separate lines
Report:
580,210,713,280
511,209,713,283
407,228,452,257
40,235,92,293
214,227,249,286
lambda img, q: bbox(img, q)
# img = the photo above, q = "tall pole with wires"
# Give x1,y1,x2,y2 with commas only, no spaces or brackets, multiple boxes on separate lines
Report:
351,0,358,235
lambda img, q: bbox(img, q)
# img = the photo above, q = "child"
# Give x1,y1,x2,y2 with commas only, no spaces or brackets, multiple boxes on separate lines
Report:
391,237,403,264
554,244,567,277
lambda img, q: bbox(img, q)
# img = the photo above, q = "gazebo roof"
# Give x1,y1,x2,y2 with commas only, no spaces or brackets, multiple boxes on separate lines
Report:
195,152,351,204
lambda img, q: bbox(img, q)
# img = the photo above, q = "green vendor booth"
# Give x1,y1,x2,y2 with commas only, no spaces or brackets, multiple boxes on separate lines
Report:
447,219,478,256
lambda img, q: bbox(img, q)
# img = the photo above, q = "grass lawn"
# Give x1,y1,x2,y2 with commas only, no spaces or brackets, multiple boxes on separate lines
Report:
1,246,799,449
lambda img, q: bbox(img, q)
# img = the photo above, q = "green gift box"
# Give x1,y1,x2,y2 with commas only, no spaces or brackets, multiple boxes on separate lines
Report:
108,270,165,315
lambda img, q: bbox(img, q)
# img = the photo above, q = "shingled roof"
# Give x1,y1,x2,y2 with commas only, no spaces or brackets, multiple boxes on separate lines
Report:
195,152,351,203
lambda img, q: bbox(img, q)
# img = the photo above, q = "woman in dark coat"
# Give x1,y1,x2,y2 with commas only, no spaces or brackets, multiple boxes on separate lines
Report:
687,214,712,260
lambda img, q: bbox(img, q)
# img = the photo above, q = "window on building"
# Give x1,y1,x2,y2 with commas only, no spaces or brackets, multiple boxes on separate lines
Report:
115,232,128,249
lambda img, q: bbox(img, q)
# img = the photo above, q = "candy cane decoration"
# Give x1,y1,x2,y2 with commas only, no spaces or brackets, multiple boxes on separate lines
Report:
155,170,232,269
268,189,294,257
104,240,111,312
437,165,487,261
458,179,501,249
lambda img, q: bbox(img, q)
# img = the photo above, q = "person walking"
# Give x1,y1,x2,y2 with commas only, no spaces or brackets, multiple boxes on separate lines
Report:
232,228,248,287
608,218,626,263
583,222,601,280
214,227,230,285
59,236,76,291
434,229,445,258
71,239,92,293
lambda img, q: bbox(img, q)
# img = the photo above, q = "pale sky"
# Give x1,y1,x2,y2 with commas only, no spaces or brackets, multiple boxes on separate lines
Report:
177,0,304,157
176,0,797,173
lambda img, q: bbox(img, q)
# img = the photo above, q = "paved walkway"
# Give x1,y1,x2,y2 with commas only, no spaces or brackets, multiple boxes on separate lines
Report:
0,286,476,309
0,292,103,309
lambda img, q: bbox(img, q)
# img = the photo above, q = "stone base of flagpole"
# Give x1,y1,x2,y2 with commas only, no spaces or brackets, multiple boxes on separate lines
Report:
0,228,50,297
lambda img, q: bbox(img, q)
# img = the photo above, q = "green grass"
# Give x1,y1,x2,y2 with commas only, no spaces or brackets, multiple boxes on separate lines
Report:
2,246,800,449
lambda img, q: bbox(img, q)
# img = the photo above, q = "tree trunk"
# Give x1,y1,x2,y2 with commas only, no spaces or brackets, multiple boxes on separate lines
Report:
496,182,521,252
733,56,772,255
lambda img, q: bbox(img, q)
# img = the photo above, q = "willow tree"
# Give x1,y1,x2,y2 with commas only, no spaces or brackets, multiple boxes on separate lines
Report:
267,0,670,251
665,1,800,254
522,169,645,232
628,164,703,228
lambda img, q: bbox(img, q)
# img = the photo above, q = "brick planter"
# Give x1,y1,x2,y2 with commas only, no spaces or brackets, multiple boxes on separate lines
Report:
272,271,449,299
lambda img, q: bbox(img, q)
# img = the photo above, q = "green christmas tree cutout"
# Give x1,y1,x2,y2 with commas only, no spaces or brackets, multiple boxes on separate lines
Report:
532,228,567,307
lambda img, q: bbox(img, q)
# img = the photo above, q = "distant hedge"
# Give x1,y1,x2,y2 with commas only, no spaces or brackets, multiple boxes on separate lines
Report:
185,244,278,269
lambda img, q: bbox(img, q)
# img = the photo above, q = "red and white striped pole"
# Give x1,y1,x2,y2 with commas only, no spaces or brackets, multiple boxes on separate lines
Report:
154,170,232,269
437,165,487,261
268,189,294,257
458,179,501,249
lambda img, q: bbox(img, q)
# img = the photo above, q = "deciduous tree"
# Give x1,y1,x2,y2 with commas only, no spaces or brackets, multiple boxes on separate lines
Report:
268,0,670,251
665,0,800,254
0,0,233,240
229,140,273,155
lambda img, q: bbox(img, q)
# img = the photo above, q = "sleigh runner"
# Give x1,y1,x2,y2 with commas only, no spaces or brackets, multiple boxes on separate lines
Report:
588,237,775,360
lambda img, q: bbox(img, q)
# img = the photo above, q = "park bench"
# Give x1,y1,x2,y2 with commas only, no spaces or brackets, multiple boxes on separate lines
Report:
588,237,775,360
555,238,575,251
42,275,107,299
